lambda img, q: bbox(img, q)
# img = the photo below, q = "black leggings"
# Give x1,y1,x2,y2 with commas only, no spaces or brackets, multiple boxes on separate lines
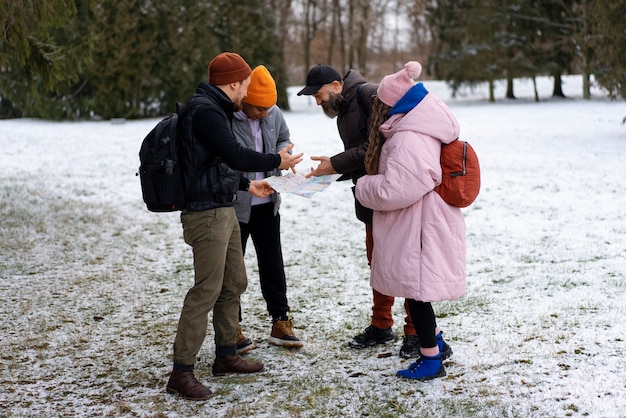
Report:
239,202,289,319
406,299,437,349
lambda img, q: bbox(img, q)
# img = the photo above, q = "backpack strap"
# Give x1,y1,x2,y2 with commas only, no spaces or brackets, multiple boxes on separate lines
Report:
356,83,377,138
357,82,370,103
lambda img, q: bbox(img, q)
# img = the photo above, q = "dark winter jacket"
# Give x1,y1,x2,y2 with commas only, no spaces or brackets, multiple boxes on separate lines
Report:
331,70,378,181
179,82,280,212
330,70,378,224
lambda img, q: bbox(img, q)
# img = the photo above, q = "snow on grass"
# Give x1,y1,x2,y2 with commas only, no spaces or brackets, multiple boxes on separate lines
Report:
1,76,625,417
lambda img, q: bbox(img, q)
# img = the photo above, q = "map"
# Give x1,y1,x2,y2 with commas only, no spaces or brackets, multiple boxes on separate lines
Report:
265,173,341,198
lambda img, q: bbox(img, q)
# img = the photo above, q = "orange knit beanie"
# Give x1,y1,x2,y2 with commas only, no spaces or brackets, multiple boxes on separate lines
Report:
244,65,277,108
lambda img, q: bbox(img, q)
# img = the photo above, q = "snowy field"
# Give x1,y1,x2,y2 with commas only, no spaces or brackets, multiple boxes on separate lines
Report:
1,76,625,417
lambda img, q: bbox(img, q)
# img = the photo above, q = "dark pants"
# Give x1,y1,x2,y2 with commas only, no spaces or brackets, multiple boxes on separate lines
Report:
239,202,289,320
406,299,437,349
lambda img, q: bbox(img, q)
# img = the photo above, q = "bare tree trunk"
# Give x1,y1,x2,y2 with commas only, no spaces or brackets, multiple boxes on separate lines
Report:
336,0,346,71
356,0,370,74
582,72,591,99
327,0,337,65
577,1,592,99
581,36,592,99
272,0,293,110
302,0,313,79
552,72,565,97
488,79,495,102
532,76,540,102
347,0,355,69
505,76,515,99
302,0,324,80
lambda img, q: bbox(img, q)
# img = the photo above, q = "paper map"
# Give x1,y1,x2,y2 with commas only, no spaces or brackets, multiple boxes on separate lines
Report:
265,173,341,198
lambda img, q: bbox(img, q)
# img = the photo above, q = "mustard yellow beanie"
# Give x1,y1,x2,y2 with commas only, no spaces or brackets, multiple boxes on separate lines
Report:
244,65,277,107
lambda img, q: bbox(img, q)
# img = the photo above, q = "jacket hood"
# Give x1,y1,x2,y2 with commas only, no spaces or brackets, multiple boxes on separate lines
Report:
338,70,369,114
342,69,368,93
380,92,460,145
194,82,233,115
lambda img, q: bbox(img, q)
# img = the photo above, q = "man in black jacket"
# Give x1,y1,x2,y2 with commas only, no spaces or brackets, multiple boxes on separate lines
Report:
298,65,418,359
166,52,303,401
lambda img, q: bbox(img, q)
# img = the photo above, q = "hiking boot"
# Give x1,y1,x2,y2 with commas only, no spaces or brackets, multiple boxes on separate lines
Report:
437,332,453,360
166,368,212,400
399,334,421,358
236,325,257,355
269,316,303,348
348,325,397,349
212,354,264,376
396,355,446,381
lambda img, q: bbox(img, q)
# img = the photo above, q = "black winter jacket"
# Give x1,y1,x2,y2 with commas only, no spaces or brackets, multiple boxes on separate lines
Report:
330,70,378,224
331,70,378,183
179,82,280,212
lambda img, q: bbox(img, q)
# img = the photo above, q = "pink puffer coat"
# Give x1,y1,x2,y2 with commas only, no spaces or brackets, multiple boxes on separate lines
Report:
355,93,466,302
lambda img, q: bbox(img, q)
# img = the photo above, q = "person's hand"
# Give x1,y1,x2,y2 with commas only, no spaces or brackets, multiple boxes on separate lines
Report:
305,156,337,178
278,143,303,174
249,180,275,197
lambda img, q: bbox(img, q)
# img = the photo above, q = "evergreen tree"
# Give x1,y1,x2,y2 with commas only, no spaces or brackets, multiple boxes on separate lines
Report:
494,0,540,100
0,0,93,118
208,0,289,109
569,0,594,98
528,0,578,98
83,0,217,119
589,0,626,101
428,1,479,92
3,0,623,120
428,0,510,101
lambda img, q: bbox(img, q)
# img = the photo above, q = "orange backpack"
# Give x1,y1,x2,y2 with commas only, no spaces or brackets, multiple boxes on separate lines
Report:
434,140,481,208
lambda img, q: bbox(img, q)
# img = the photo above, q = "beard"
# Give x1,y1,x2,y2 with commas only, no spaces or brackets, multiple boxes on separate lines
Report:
321,91,343,118
233,98,244,112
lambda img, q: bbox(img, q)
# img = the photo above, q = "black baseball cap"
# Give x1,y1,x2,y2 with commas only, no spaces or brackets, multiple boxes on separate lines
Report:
297,64,342,96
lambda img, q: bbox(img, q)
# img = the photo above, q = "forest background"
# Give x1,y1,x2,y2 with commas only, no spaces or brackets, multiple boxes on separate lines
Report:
0,0,625,120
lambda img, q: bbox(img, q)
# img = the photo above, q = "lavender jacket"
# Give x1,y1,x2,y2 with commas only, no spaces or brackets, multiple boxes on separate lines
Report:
355,92,466,302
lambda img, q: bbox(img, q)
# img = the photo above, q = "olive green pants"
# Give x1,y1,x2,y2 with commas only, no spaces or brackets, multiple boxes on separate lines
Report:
173,206,247,366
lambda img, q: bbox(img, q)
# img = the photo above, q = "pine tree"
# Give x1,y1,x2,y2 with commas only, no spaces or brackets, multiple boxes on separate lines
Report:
428,0,507,101
588,0,626,101
528,0,578,98
208,0,288,109
83,0,217,119
0,0,93,118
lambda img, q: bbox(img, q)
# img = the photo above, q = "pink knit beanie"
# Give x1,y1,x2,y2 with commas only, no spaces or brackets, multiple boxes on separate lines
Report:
377,61,423,107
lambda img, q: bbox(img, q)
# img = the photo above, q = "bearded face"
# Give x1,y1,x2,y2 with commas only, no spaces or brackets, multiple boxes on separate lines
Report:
321,90,343,118
233,78,251,112
233,90,245,112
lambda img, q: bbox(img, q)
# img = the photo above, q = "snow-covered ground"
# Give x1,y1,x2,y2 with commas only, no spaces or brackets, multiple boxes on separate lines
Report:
1,76,625,417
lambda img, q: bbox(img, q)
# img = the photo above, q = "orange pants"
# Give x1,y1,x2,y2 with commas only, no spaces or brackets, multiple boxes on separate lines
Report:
366,224,416,335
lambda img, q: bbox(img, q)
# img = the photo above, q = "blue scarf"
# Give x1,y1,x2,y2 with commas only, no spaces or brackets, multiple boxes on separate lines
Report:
389,83,429,116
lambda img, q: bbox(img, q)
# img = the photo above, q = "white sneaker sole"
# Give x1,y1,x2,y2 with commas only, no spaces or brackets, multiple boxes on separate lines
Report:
268,336,303,348
236,343,258,355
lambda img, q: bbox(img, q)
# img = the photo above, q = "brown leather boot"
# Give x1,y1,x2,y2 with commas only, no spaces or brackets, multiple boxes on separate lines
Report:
212,354,264,376
166,369,212,400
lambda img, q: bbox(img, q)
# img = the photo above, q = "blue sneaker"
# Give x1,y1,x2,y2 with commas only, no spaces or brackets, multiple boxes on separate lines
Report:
437,332,453,360
397,355,446,381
